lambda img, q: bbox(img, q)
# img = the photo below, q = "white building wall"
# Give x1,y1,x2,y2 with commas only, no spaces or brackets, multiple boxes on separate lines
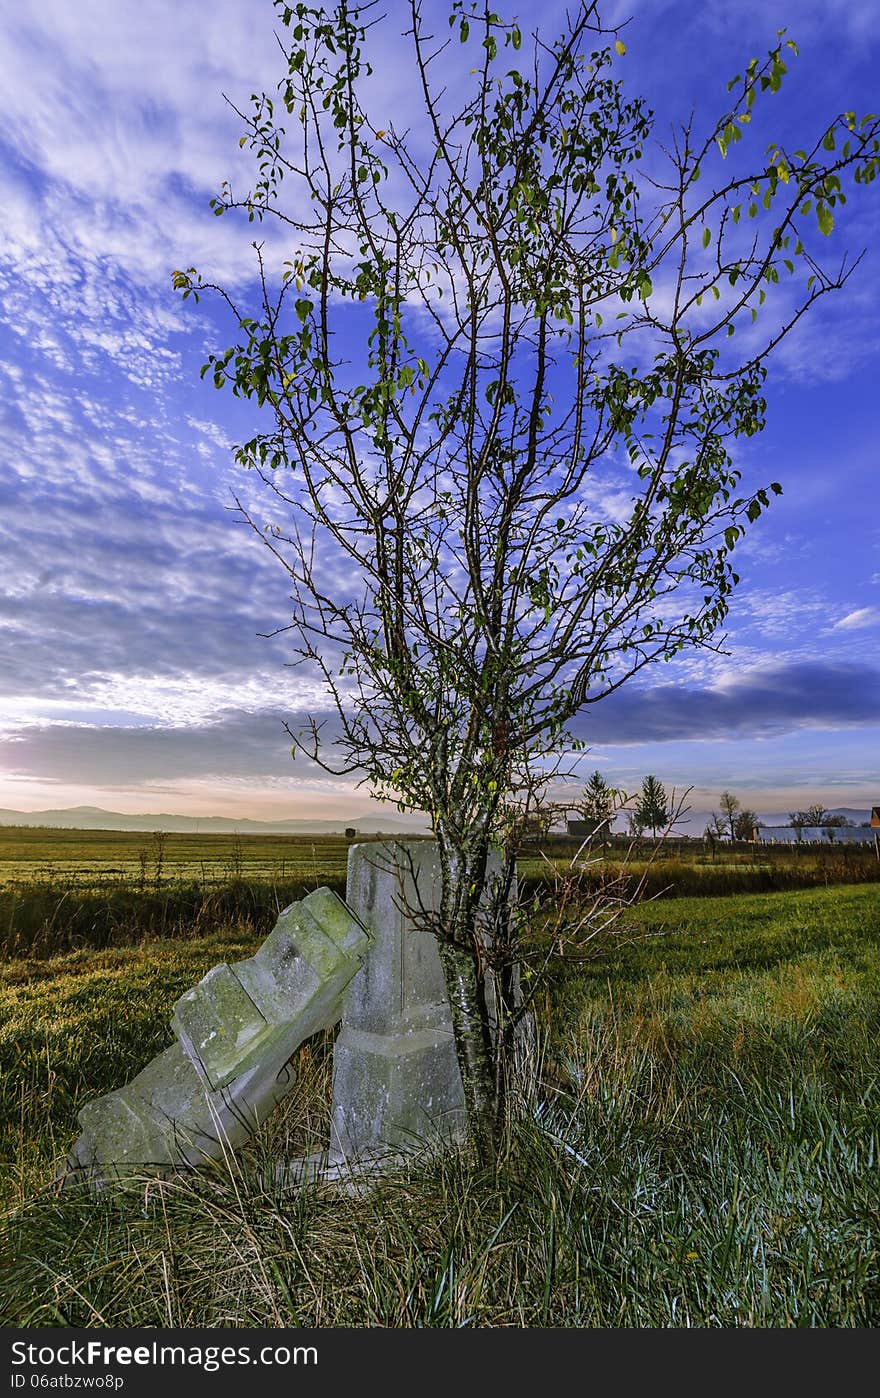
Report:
756,825,877,845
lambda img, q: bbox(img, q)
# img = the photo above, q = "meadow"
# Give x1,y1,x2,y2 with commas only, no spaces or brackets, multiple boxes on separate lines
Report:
0,825,357,889
1,822,878,1326
3,824,877,892
1,824,877,959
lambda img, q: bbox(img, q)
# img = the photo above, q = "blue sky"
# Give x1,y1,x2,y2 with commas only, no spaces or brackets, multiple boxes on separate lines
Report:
0,0,878,827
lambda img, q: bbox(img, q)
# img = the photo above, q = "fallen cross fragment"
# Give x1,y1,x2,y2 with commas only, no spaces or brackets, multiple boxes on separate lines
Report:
64,886,371,1183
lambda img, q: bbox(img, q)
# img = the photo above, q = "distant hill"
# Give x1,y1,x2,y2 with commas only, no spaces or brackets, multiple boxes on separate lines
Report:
0,805,430,835
0,803,870,837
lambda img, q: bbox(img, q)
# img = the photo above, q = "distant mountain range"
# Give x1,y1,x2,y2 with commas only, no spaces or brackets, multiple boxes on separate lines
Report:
0,805,430,834
0,804,870,836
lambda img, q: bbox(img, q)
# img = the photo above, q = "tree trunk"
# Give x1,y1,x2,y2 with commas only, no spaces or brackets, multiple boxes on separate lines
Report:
437,939,496,1164
433,824,516,1159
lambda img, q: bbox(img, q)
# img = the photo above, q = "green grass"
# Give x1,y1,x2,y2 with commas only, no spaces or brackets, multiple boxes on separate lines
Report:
0,929,262,1193
3,824,876,893
2,882,878,1326
0,878,345,958
518,839,880,899
0,826,358,889
2,825,876,959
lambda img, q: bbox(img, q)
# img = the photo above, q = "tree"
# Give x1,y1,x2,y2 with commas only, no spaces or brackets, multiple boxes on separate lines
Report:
573,769,621,837
719,790,740,840
632,775,670,838
175,0,880,1157
715,792,758,840
789,804,829,828
733,807,759,841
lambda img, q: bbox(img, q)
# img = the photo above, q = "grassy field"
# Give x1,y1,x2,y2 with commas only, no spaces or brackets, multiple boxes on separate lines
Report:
2,824,877,889
2,824,877,959
0,825,359,888
2,880,878,1326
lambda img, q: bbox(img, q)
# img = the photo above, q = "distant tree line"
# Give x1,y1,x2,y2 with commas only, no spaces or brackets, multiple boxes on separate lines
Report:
787,805,853,829
528,771,682,841
705,791,759,842
523,781,866,844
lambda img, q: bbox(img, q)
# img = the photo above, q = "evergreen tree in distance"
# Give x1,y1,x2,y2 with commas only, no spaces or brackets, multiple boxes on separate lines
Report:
634,775,670,838
575,769,621,836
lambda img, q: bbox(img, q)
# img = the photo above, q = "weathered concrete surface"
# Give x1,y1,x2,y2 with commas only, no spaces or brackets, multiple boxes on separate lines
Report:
64,846,532,1190
329,841,519,1162
65,887,371,1182
70,1040,297,1177
173,889,368,1089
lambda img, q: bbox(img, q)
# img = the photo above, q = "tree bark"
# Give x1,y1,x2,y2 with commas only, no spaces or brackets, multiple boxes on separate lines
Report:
437,939,496,1164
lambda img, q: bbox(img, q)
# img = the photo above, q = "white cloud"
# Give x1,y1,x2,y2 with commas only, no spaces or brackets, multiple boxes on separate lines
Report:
832,606,880,631
732,587,828,640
